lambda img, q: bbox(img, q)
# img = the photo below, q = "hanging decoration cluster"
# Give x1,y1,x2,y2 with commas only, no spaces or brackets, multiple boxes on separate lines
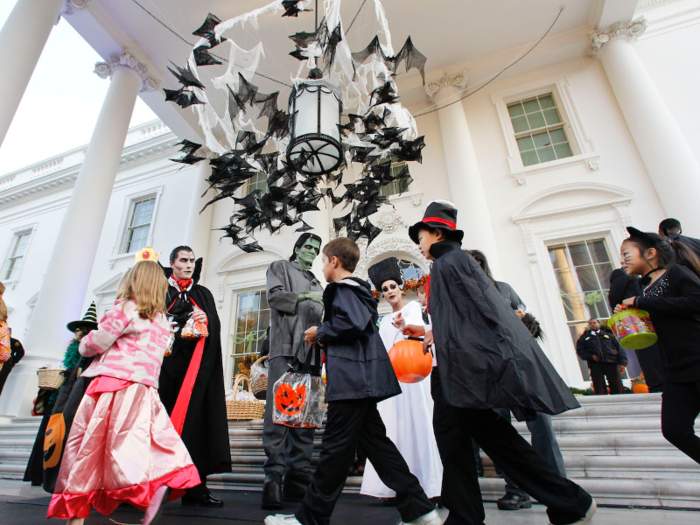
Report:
165,0,427,252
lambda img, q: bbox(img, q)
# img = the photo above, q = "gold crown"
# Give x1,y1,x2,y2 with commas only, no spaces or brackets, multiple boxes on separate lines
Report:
135,247,159,264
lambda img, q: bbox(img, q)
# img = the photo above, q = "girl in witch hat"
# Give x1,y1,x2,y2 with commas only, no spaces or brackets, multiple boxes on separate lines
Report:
48,257,199,525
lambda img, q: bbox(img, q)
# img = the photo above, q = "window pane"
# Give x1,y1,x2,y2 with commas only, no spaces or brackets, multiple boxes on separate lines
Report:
539,94,555,109
569,243,591,267
14,234,30,257
594,263,613,288
554,143,573,159
523,98,540,114
532,131,551,148
537,146,556,163
554,268,577,292
526,111,546,130
516,136,535,152
561,293,586,322
232,290,270,384
549,247,568,269
588,240,610,264
511,116,529,133
543,108,561,125
5,258,19,280
127,225,149,253
520,150,539,166
576,266,600,292
507,103,524,117
131,199,155,227
549,128,567,144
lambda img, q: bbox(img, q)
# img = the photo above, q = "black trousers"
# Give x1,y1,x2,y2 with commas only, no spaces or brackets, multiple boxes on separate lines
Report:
295,399,434,525
636,343,666,393
431,368,592,525
661,380,700,464
589,361,624,395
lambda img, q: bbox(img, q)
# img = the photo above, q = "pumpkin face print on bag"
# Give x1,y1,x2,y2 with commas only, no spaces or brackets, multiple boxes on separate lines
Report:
43,413,66,469
275,383,307,416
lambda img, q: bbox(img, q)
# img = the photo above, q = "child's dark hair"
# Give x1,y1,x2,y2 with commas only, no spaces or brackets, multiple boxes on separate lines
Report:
467,249,500,291
659,218,681,236
420,225,460,242
323,238,360,273
625,231,700,280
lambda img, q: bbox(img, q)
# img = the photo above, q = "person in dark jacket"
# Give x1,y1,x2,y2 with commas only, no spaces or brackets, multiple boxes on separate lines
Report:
404,201,595,525
609,268,666,392
0,337,23,396
576,318,627,395
616,227,700,465
264,238,439,525
659,218,700,259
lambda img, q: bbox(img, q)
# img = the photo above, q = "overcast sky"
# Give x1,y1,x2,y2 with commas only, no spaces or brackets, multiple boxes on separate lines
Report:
0,1,158,176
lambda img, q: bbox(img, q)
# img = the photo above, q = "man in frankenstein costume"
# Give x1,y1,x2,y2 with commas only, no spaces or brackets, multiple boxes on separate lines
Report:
262,233,324,510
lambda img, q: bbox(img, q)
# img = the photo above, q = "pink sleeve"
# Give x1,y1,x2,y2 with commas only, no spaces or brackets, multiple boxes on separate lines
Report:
79,305,131,357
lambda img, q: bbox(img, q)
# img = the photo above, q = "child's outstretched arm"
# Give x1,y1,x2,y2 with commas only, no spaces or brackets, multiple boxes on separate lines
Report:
316,288,372,345
79,305,131,357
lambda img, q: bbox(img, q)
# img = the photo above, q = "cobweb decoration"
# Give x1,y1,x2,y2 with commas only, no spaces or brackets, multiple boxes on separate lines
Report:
165,0,427,252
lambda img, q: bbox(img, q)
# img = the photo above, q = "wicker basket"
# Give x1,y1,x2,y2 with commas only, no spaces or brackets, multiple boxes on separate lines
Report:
37,368,67,390
250,355,269,396
226,374,266,420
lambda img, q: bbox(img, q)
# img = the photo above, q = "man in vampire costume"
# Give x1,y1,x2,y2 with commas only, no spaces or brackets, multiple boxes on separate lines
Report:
403,201,596,525
262,233,324,510
160,246,232,507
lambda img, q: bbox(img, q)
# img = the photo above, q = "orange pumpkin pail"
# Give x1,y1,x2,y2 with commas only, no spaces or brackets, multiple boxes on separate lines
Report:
388,338,432,384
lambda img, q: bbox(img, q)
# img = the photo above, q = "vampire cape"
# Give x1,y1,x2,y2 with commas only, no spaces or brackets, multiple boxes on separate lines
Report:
428,241,579,417
160,259,232,479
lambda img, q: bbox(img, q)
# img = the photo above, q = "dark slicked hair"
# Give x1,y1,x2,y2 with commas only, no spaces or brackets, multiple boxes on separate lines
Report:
659,218,681,236
323,238,360,273
170,245,195,263
290,233,322,261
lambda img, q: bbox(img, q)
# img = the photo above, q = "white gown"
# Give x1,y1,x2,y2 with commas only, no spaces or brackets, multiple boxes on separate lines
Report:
360,301,443,498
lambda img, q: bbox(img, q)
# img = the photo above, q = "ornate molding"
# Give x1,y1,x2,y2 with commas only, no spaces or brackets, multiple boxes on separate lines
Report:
586,18,647,59
425,69,468,100
355,237,429,278
94,50,160,92
62,0,90,16
374,209,408,235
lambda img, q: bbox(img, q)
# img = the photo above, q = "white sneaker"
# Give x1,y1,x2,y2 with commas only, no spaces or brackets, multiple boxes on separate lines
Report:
549,499,597,525
400,509,443,525
264,514,303,525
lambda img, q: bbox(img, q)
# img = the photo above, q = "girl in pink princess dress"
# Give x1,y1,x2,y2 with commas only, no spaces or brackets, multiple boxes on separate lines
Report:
48,261,200,525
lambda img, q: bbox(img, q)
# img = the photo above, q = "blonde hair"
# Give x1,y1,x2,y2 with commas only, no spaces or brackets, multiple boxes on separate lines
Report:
0,298,7,323
116,261,167,321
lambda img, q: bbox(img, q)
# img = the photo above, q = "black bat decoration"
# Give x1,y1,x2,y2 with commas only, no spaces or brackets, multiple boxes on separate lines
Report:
352,36,427,84
193,46,223,66
164,87,204,108
192,13,227,48
167,61,205,90
282,0,310,17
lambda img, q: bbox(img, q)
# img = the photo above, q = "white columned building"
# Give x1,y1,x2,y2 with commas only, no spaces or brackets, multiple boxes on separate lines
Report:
10,51,159,416
428,70,502,275
589,18,700,227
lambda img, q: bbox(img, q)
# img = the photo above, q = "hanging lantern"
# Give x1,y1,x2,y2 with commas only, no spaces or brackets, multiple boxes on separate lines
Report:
287,68,343,175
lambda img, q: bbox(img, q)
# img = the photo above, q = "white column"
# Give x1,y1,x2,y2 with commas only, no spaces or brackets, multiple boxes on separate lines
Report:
0,0,66,147
427,71,502,275
4,51,159,416
589,19,700,226
183,161,215,280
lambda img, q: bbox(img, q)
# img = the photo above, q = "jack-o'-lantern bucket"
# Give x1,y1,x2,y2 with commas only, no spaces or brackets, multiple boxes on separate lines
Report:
272,371,327,428
389,338,432,383
607,309,657,350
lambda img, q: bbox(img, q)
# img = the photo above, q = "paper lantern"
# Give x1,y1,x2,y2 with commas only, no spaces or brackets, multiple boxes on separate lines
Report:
389,338,432,383
287,69,343,175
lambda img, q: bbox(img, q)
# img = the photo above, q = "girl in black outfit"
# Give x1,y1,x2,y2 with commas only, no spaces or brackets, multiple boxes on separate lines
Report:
615,227,700,464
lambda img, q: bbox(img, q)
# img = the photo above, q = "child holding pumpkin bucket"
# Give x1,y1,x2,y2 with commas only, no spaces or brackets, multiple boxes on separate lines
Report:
264,238,440,525
47,260,200,525
614,227,700,465
402,200,596,525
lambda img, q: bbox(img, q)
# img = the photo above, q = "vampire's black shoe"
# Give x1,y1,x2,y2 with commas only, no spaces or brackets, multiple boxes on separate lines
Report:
181,486,224,508
262,473,284,510
496,493,532,511
283,472,313,502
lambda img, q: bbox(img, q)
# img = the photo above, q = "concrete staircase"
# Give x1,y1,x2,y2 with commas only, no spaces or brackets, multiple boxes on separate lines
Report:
1,393,699,508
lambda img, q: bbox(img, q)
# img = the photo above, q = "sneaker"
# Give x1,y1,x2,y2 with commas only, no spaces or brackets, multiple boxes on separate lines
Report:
264,514,303,525
399,509,442,525
496,492,532,511
549,499,597,525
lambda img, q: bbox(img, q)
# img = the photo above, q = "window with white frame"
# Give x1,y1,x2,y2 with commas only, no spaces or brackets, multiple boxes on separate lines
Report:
548,239,619,381
231,290,270,386
508,93,574,167
247,172,269,195
121,196,156,254
4,231,31,281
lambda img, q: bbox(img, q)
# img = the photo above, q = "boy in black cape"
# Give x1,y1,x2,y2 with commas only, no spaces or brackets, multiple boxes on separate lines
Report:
264,238,440,525
403,201,596,525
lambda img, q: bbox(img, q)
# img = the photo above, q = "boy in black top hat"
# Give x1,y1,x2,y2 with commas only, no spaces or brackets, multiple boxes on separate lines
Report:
403,200,597,525
264,237,440,525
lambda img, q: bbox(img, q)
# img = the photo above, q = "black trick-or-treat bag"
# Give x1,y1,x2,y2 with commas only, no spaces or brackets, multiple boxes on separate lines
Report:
273,346,327,429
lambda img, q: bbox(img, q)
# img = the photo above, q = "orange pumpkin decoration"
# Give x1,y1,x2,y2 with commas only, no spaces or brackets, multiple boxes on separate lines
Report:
389,338,432,383
275,383,307,416
633,383,649,394
43,413,66,469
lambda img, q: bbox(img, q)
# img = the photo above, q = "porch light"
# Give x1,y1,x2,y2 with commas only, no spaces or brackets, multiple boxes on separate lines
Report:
287,68,343,175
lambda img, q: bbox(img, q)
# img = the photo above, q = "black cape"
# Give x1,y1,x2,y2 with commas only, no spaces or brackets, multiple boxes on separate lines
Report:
429,241,579,417
160,259,232,479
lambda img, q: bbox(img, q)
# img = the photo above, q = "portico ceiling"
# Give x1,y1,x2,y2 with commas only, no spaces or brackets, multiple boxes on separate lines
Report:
64,0,613,142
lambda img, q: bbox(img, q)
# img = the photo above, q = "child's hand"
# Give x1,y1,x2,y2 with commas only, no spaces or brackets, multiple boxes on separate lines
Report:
614,304,627,313
392,312,405,329
622,297,636,308
191,308,207,324
305,326,318,347
423,330,434,355
401,325,426,338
